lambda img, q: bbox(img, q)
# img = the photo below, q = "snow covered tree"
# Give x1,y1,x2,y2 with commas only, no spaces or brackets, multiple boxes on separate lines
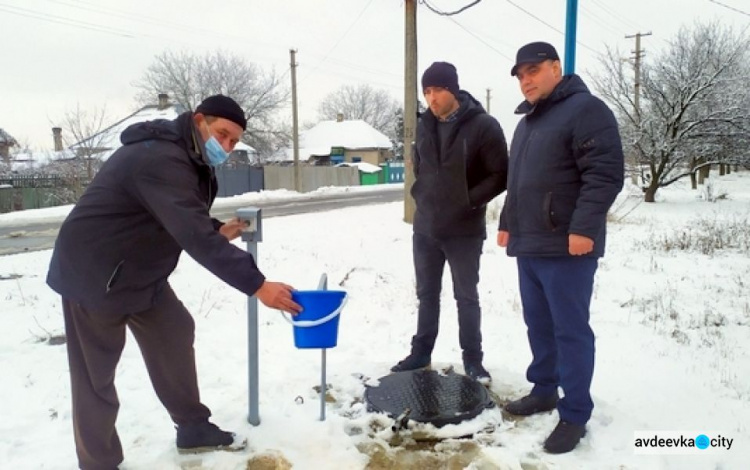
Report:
593,22,750,202
317,84,400,141
134,50,289,160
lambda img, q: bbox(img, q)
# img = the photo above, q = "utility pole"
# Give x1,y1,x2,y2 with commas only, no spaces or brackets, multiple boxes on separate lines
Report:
625,32,651,116
403,0,418,223
290,49,301,192
625,31,651,186
485,88,491,113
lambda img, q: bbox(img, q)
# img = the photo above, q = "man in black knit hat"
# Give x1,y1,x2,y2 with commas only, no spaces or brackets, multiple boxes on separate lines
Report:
391,62,509,384
47,94,301,469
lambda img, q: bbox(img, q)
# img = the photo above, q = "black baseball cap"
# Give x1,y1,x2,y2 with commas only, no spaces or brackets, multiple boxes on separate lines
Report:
510,42,560,76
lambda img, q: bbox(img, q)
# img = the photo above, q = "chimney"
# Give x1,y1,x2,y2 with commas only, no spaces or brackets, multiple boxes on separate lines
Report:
157,93,170,110
52,127,63,151
336,112,344,122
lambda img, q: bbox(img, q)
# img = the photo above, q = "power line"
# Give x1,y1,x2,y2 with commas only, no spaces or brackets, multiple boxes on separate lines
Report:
0,2,134,38
420,0,482,16
301,0,376,82
708,0,750,17
3,0,398,85
445,16,513,61
505,0,563,34
589,0,643,32
579,4,627,36
504,0,599,55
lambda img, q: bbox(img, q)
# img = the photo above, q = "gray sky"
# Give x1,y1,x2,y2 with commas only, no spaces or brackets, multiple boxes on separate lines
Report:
1,0,747,150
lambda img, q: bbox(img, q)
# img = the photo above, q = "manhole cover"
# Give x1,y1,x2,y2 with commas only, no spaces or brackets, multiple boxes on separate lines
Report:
365,369,495,428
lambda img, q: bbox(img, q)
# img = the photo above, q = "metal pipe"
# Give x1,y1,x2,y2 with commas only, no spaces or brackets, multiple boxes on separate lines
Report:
564,0,578,75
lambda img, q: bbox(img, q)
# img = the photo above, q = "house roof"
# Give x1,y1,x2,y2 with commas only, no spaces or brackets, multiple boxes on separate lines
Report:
6,149,76,173
282,119,392,162
70,103,256,158
335,161,383,173
0,128,18,146
70,103,186,153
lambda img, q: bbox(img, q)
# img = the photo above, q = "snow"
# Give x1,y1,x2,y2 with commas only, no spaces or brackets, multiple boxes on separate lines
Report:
0,183,401,226
1,174,749,469
283,119,393,162
336,161,383,173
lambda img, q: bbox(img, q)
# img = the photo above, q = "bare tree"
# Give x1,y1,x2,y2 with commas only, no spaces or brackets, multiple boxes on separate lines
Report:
58,104,112,180
133,50,290,159
317,84,401,140
592,22,750,202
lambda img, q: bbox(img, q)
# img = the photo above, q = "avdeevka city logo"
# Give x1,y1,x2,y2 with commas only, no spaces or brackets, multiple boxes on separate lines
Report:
695,434,710,450
633,431,734,454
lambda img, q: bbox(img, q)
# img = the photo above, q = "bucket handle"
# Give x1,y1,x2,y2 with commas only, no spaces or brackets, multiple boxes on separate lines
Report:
281,294,348,327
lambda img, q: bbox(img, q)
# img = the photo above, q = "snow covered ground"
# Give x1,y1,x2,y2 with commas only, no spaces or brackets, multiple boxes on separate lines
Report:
1,174,748,469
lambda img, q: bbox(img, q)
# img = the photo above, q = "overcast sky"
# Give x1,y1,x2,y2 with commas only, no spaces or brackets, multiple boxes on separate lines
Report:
1,0,747,150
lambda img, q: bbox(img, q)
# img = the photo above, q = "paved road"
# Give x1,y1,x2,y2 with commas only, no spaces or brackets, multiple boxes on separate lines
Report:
0,186,404,256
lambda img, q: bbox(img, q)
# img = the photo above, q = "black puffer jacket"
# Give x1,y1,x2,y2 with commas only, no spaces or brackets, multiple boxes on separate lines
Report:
498,74,624,257
47,112,265,314
412,90,508,238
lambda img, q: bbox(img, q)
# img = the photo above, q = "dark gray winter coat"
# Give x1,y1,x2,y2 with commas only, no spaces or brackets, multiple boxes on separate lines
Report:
412,90,508,238
47,112,265,314
498,74,624,257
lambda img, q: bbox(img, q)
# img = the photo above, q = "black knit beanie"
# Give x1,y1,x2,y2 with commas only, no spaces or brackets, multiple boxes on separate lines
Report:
195,94,247,130
421,62,460,97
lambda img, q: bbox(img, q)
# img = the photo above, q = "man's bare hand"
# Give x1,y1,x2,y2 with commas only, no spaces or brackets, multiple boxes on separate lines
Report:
497,230,509,247
255,281,302,314
569,234,594,255
219,217,247,241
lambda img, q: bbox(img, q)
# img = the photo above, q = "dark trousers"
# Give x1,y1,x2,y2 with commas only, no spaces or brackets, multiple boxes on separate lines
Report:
517,256,598,425
62,285,211,470
411,232,484,360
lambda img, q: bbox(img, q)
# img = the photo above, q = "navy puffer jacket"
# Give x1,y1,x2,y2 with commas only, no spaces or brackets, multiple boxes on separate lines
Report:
498,74,624,257
47,112,265,314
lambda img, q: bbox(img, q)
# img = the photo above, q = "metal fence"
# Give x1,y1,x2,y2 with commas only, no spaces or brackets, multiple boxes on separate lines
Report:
214,166,264,197
0,174,70,188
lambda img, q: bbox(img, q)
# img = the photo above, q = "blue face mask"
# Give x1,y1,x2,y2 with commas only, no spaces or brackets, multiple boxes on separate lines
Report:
204,135,229,167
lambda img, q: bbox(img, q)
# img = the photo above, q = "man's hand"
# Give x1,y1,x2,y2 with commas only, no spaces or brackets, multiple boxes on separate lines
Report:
497,230,509,247
255,281,302,314
569,234,594,255
219,217,247,241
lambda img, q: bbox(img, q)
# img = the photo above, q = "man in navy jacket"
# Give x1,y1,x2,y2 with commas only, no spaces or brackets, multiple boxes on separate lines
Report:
392,62,508,384
48,95,301,469
498,43,624,453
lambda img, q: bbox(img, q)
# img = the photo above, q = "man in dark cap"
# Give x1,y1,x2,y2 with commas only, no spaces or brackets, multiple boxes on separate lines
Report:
47,94,301,469
497,42,624,453
391,61,508,385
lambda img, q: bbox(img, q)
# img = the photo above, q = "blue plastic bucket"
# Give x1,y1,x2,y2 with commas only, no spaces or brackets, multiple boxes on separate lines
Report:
287,290,347,349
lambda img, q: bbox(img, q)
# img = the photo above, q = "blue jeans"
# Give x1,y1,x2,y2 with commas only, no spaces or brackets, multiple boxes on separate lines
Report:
411,232,484,361
517,256,599,425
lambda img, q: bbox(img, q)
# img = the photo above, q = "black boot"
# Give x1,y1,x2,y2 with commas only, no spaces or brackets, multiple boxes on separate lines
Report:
544,420,587,454
463,359,491,385
504,391,559,416
176,421,246,454
390,352,431,372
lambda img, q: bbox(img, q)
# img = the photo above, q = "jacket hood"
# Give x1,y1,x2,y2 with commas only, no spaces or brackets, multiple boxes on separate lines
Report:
120,112,209,168
421,90,486,127
121,117,183,146
514,74,590,115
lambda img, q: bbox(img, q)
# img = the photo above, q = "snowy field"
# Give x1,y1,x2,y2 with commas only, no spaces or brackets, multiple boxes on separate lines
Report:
1,174,749,469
